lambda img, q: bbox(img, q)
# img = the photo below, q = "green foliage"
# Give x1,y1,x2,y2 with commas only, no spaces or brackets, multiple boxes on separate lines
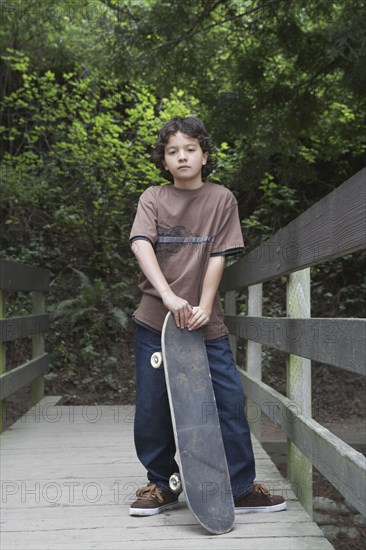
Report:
0,49,197,277
46,269,133,400
113,0,366,210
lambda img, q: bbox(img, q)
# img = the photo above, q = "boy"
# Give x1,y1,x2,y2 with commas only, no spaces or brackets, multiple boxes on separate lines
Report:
129,116,286,516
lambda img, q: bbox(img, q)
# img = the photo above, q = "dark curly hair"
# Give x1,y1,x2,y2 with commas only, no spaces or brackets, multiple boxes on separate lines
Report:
152,116,215,182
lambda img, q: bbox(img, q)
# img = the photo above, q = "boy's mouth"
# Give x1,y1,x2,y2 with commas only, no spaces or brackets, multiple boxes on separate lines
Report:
178,165,189,169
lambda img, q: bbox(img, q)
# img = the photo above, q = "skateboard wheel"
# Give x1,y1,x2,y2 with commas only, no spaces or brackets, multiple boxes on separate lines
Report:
150,351,163,369
169,473,182,494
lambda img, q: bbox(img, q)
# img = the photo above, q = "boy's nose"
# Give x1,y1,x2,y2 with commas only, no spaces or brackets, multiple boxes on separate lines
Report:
178,150,187,161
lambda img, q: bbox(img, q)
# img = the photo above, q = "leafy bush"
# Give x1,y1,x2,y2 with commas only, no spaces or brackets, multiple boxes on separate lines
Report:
0,50,200,399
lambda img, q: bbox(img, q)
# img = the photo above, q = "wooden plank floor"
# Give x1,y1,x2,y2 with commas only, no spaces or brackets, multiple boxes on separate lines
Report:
1,398,334,550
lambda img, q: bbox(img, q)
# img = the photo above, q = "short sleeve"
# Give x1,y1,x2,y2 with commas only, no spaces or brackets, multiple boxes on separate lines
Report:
211,192,244,257
130,187,158,245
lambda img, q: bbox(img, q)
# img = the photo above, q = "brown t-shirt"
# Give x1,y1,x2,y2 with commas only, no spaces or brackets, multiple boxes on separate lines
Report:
130,181,244,340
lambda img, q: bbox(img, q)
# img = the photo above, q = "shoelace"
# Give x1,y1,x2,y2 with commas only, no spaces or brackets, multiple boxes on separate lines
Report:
253,482,271,496
136,483,164,504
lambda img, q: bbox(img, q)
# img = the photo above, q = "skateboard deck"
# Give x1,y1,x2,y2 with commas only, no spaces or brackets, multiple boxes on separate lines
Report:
161,311,235,534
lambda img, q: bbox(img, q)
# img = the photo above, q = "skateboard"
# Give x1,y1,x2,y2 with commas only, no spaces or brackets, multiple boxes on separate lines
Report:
151,311,235,534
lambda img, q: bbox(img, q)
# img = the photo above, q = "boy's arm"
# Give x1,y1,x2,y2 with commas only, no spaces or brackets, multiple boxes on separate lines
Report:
187,255,225,331
131,239,192,329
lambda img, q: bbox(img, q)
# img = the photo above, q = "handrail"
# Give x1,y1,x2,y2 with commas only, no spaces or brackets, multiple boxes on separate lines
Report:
0,259,49,292
0,260,50,432
225,316,366,375
222,169,366,518
221,168,366,291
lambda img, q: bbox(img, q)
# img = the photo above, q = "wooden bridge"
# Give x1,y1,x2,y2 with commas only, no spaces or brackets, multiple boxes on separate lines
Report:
1,169,365,549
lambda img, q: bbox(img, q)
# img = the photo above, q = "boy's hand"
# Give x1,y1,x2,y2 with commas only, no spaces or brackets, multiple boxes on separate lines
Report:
161,290,193,329
187,306,210,331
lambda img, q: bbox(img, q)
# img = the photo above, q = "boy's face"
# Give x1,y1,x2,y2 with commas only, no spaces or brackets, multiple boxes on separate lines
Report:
163,131,208,186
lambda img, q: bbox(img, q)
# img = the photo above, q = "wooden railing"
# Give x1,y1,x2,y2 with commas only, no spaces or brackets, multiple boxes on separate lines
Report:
221,168,366,518
0,260,50,432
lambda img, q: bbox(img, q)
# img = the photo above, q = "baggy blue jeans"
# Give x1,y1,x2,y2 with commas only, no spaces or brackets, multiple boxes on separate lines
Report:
133,322,256,500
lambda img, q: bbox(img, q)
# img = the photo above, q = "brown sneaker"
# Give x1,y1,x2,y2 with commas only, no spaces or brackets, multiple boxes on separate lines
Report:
234,483,287,513
129,483,179,516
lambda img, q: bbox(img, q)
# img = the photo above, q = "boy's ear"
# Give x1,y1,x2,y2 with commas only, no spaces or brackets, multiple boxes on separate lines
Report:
202,151,209,165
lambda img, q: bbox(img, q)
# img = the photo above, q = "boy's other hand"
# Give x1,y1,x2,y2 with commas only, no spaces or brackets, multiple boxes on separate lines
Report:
161,291,193,329
187,306,210,331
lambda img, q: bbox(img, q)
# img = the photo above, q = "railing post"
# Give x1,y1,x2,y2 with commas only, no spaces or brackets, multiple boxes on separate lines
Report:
225,290,237,361
286,268,313,516
0,289,6,432
31,291,45,405
246,284,263,440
